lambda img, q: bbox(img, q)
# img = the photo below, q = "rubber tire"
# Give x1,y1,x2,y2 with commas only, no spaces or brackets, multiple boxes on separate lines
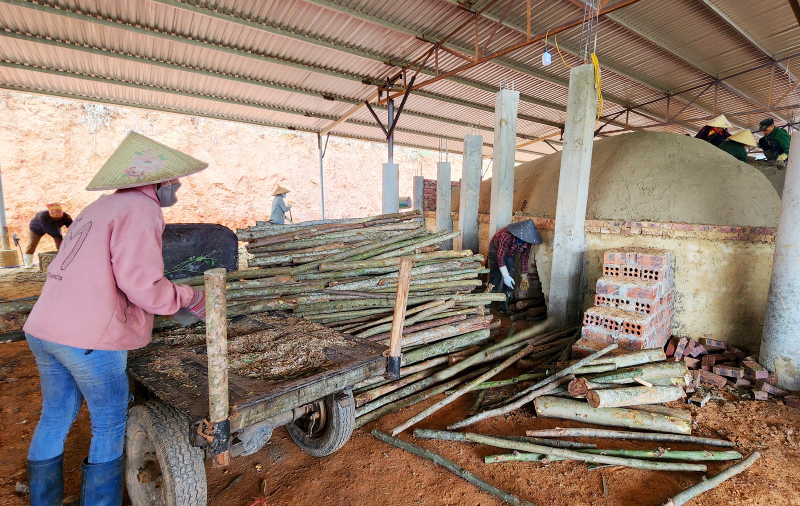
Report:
125,400,207,506
287,390,355,457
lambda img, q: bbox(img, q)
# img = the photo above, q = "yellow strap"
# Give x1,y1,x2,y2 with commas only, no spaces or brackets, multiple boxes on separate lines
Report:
591,52,603,121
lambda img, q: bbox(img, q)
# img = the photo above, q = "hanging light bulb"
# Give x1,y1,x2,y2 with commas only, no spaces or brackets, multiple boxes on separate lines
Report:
542,47,552,66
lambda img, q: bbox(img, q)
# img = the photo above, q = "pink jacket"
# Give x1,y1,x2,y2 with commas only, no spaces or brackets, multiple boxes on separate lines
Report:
24,185,197,350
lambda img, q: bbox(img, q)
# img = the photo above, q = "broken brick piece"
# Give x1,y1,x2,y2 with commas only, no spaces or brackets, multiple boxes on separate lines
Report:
742,360,769,380
665,338,679,357
689,344,708,358
785,395,800,409
735,378,752,387
764,373,779,386
706,353,727,364
713,365,744,378
698,370,728,388
754,380,788,396
700,338,727,350
684,339,698,356
683,356,701,369
753,390,770,401
728,347,748,360
674,337,689,359
722,351,737,361
689,392,711,407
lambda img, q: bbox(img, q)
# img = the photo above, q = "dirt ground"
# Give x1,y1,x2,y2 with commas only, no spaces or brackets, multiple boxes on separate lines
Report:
2,270,800,506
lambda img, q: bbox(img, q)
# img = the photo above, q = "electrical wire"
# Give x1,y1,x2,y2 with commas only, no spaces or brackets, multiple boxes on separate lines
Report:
591,52,603,120
553,33,572,69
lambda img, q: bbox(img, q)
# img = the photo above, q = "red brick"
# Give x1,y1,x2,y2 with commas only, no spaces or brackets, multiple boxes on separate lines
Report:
728,347,748,360
683,356,701,369
701,355,715,370
698,370,728,388
765,373,779,386
722,351,738,361
736,378,752,387
665,338,678,357
706,353,727,364
674,337,689,359
700,338,727,350
753,390,770,401
689,344,708,357
713,365,744,378
742,360,769,380
754,380,788,396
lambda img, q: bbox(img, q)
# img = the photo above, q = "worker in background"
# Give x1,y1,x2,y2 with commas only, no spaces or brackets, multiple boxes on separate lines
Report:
488,219,542,313
695,115,732,147
24,203,72,268
758,118,791,164
23,132,208,506
270,185,292,224
718,129,757,163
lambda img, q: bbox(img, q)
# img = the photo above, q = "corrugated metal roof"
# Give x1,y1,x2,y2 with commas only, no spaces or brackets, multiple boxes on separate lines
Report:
1,0,798,157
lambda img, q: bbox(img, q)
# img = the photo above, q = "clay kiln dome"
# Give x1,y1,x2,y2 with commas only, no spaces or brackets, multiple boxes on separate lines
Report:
454,131,781,227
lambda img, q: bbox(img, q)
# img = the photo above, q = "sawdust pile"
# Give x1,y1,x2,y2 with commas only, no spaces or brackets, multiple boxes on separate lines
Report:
454,131,781,227
150,312,356,381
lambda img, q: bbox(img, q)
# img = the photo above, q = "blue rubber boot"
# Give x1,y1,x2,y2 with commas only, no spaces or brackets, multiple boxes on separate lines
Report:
27,454,64,506
79,456,123,506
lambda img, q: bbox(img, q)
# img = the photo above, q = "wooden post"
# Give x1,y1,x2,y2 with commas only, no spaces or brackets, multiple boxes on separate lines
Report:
386,257,414,379
205,267,230,467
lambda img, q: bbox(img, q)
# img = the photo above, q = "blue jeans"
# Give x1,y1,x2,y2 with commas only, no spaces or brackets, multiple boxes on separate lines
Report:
26,334,129,464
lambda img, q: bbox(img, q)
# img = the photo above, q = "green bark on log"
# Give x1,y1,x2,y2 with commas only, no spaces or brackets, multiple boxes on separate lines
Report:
661,452,760,506
319,251,476,271
524,428,735,447
401,329,491,366
372,231,462,259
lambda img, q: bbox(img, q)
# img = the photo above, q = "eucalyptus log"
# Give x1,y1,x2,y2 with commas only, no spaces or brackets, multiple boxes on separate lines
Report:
632,405,692,422
297,293,504,314
366,314,467,341
401,329,491,366
173,267,292,286
373,279,483,293
355,366,445,407
484,453,546,464
412,429,596,450
458,433,706,472
355,369,484,428
372,430,536,506
353,357,449,390
587,386,685,408
661,452,760,506
525,428,736,447
393,316,493,348
589,348,666,368
592,362,688,384
320,251,476,271
447,377,574,430
372,230,461,259
351,299,450,335
291,229,428,275
328,262,479,292
0,299,37,316
386,257,413,378
391,341,541,435
226,283,326,300
471,373,547,390
534,397,692,435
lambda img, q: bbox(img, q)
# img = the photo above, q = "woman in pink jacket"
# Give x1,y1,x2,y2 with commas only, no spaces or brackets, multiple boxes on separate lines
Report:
23,132,209,506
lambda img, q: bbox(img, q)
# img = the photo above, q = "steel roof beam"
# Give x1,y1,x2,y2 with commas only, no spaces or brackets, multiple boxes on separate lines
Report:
0,61,549,156
0,29,559,144
577,1,793,123
0,0,570,132
700,0,799,85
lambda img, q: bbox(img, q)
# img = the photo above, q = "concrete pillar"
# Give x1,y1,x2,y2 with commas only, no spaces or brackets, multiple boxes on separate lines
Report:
489,87,519,239
382,162,400,214
458,133,483,252
760,132,800,390
548,64,598,328
436,161,453,250
413,175,425,212
0,162,18,267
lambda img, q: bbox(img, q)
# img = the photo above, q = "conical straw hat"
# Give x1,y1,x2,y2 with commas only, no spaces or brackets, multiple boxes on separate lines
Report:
706,115,732,129
86,132,208,191
272,186,290,196
728,129,757,147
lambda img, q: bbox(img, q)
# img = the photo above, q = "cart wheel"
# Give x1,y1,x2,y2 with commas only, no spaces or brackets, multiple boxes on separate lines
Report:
125,400,207,506
287,390,355,457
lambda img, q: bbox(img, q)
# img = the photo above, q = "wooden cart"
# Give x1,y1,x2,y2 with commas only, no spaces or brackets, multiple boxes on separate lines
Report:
125,312,387,506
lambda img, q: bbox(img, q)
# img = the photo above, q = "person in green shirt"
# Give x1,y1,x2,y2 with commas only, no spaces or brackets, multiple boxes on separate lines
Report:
718,129,757,163
758,118,791,162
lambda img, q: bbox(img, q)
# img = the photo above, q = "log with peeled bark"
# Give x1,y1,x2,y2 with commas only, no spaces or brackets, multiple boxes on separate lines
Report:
319,250,476,271
390,341,543,435
401,329,492,366
588,348,666,368
456,432,707,472
486,449,741,464
371,430,537,506
661,452,760,506
534,396,692,435
586,386,685,408
525,427,735,447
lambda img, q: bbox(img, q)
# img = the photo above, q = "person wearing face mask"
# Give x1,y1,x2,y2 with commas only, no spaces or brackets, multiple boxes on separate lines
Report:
22,132,208,506
488,219,542,313
23,203,73,268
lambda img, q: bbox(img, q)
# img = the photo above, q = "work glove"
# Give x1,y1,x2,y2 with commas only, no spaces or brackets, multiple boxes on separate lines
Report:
499,265,515,289
777,153,789,163
186,289,207,320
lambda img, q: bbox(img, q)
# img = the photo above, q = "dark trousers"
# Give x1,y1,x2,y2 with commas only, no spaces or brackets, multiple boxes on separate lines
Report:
487,243,516,294
759,136,785,161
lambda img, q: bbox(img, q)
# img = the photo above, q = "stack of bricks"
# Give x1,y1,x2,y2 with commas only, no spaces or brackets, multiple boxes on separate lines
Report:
576,247,675,355
422,179,461,212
